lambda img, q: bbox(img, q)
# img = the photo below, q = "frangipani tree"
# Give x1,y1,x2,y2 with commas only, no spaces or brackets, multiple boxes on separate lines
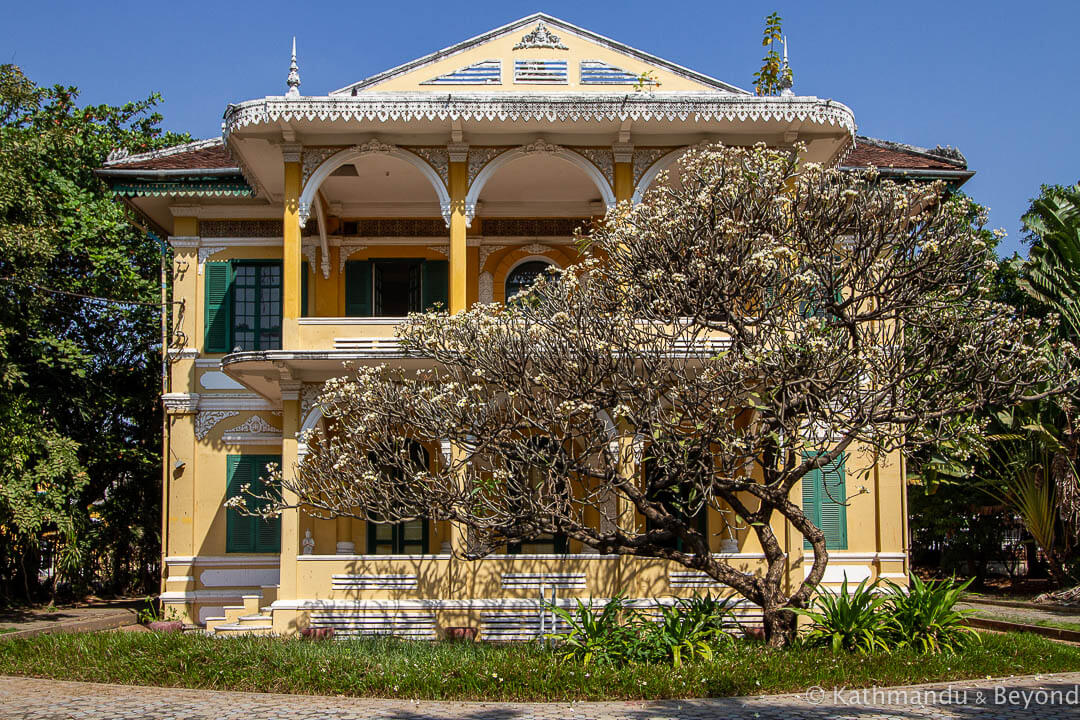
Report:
271,144,1072,646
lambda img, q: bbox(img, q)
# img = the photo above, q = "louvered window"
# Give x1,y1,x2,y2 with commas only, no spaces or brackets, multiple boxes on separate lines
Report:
580,60,649,85
203,261,282,353
225,454,281,554
801,453,848,550
421,60,501,85
514,59,567,84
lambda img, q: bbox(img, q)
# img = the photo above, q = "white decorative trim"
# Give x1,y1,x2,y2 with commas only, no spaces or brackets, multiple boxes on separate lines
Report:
429,245,450,258
478,271,493,303
200,568,280,587
576,147,615,189
331,574,419,589
410,147,449,187
225,95,857,139
197,246,226,274
162,392,199,413
270,596,763,611
670,571,726,588
339,245,369,276
466,143,616,225
801,551,908,562
168,348,199,361
501,573,586,589
165,555,280,567
298,143,451,228
105,138,225,167
221,415,282,445
520,242,551,255
301,245,317,275
467,147,503,187
160,590,253,602
513,21,568,50
165,576,195,583
195,410,238,439
197,393,279,412
168,235,200,249
632,147,673,188
478,244,509,269
194,359,222,368
302,147,340,187
806,564,874,583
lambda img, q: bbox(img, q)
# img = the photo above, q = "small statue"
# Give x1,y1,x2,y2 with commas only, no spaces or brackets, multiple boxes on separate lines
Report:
302,529,315,555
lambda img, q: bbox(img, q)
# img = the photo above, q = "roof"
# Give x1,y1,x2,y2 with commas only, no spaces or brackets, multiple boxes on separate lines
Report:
331,12,749,96
103,138,236,171
843,136,968,172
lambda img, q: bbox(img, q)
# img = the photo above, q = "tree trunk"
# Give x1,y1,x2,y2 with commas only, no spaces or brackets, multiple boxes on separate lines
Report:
762,604,797,647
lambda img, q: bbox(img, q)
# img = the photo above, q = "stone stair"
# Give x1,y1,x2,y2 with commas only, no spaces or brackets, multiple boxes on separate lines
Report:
205,585,277,636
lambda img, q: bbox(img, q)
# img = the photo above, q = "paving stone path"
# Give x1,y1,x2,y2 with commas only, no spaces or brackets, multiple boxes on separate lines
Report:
3,673,1080,719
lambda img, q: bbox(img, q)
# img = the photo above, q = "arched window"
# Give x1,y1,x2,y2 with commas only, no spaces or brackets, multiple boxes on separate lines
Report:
504,260,555,303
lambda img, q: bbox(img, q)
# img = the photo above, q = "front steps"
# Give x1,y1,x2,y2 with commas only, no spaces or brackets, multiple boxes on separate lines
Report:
204,585,276,636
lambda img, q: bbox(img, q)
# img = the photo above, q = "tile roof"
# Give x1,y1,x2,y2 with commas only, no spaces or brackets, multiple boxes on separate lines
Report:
103,138,236,171
844,136,967,171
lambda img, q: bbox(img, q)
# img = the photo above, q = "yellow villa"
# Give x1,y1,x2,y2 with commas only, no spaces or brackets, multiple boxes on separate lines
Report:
99,13,972,636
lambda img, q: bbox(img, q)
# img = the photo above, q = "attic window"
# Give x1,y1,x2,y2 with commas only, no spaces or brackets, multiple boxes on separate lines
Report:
514,59,567,85
580,60,653,86
421,60,501,85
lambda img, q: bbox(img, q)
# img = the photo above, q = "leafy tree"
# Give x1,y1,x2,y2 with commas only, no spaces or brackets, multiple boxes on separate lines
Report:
0,65,186,602
270,144,1071,646
753,13,793,96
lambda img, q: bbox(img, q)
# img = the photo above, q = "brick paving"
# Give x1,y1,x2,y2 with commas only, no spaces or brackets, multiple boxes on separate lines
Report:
2,673,1080,719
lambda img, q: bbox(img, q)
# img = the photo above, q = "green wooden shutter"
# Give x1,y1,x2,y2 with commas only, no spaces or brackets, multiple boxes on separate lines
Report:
422,260,449,311
204,262,233,352
802,453,847,550
226,455,254,553
344,261,372,317
301,266,309,318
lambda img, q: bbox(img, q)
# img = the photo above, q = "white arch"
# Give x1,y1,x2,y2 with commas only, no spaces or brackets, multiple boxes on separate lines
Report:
296,404,324,460
465,142,616,227
298,142,452,228
631,148,688,205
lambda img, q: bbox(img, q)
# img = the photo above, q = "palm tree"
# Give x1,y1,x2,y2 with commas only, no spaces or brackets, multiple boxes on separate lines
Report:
1021,183,1080,338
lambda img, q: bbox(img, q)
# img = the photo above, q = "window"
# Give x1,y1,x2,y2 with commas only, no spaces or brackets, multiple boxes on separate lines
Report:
801,452,848,550
225,454,281,553
345,259,448,317
366,442,430,555
504,260,555,303
643,453,708,551
507,438,569,555
204,261,282,352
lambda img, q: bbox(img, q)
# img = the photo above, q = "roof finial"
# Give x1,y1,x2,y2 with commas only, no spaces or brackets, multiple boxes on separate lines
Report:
286,37,301,98
778,35,794,97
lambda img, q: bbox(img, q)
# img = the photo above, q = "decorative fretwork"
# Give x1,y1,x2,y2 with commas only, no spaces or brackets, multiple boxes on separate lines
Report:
195,410,238,440
632,147,678,187
409,147,449,188
467,147,503,187
573,147,615,188
481,218,592,237
201,220,281,238
338,219,448,237
478,244,509,269
478,271,493,303
302,147,341,187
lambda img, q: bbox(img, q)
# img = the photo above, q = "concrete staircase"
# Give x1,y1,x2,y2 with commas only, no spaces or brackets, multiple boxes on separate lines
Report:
205,585,277,636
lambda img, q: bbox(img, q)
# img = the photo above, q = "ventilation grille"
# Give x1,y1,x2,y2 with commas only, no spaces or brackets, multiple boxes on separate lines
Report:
580,60,651,86
422,60,501,85
514,59,568,84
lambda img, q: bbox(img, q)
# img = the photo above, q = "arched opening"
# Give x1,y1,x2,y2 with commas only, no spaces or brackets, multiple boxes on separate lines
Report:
631,147,689,204
504,258,558,303
468,145,615,224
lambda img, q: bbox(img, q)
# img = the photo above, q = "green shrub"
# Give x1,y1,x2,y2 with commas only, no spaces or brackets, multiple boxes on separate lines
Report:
794,578,894,654
883,574,979,653
546,592,737,666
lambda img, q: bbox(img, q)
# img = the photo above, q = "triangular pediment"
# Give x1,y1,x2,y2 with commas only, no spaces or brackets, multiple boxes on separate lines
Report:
332,13,747,95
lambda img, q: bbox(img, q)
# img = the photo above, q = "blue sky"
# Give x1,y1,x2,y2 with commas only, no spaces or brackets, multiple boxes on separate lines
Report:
4,1,1075,257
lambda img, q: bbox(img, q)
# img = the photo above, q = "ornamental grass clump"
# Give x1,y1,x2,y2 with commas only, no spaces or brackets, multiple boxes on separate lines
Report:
794,578,894,654
546,593,737,667
882,575,978,653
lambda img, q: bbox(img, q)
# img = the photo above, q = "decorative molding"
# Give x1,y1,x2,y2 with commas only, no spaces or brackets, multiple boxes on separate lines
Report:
478,271,493,303
612,142,634,164
300,383,322,416
201,220,286,238
302,147,341,188
168,348,199,361
197,246,226,273
168,235,200,249
356,138,396,155
162,392,199,414
195,410,238,439
339,245,369,276
446,142,469,164
410,147,449,187
200,568,280,588
478,244,508,269
520,242,551,255
575,147,614,188
521,138,559,155
197,393,278,411
221,414,283,445
226,415,281,434
513,21,568,50
281,142,303,164
331,574,418,589
301,245,317,275
224,96,857,140
632,147,674,187
467,147,503,187
429,245,450,257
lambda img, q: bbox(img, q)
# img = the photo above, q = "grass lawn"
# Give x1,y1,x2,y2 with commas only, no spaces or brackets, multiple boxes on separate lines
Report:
0,629,13,635
0,631,1078,700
